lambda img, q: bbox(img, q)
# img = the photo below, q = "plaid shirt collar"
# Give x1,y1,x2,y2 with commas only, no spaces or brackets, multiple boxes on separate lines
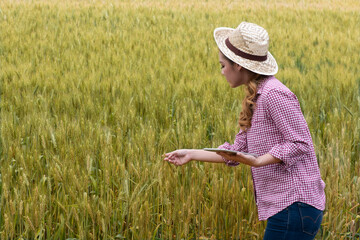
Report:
257,75,275,95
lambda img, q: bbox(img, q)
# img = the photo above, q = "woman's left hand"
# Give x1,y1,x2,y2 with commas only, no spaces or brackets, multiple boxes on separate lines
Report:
216,152,259,167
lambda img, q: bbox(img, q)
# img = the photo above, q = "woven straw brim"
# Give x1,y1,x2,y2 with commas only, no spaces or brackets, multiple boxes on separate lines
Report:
214,27,278,76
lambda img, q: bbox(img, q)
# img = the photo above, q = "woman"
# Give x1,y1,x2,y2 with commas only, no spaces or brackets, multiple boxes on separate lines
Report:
163,21,325,240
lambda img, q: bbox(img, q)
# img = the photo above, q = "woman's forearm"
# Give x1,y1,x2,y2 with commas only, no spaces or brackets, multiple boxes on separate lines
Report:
188,149,225,163
256,153,282,167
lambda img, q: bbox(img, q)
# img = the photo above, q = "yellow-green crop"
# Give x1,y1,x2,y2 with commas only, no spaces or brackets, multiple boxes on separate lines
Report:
1,0,359,239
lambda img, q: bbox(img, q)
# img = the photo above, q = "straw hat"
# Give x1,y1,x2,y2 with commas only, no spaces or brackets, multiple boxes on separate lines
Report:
214,22,278,76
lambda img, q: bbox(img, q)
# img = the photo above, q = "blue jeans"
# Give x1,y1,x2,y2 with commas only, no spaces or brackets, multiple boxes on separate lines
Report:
263,202,323,240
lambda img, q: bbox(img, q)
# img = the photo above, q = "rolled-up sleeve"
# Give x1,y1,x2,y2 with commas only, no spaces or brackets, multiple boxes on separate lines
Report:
265,88,312,170
218,130,248,166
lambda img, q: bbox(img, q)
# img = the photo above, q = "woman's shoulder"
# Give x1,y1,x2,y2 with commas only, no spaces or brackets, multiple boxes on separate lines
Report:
260,77,295,97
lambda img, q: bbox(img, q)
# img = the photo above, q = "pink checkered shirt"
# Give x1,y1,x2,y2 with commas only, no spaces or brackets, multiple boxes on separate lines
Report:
218,76,326,221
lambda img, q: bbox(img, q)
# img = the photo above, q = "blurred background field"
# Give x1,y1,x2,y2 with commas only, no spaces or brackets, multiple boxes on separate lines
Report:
0,0,359,239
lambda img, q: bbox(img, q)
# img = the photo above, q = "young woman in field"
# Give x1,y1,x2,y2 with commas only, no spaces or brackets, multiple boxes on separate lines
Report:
163,22,326,239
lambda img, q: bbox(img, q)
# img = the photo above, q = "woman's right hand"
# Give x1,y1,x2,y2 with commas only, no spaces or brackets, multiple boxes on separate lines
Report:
163,149,192,166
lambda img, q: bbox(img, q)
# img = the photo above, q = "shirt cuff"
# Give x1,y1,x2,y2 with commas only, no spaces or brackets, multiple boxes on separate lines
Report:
268,144,293,171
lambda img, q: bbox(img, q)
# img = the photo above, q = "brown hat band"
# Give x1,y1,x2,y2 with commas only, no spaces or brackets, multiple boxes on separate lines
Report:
225,38,267,62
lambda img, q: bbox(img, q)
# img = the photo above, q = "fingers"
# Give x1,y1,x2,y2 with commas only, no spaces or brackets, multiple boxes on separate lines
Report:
236,152,246,158
217,151,248,162
165,158,179,166
216,152,235,159
163,151,174,160
162,152,173,158
163,154,181,166
162,150,187,166
163,155,173,162
163,152,177,166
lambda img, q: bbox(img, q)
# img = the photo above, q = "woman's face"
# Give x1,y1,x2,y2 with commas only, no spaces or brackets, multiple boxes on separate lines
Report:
218,51,245,88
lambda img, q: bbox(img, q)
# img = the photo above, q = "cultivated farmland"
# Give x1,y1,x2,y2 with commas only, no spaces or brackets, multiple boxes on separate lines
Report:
1,0,359,239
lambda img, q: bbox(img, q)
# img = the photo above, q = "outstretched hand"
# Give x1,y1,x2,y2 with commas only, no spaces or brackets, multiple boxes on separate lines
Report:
163,149,192,166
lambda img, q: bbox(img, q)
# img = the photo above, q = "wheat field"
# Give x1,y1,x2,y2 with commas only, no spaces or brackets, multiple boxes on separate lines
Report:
0,0,359,239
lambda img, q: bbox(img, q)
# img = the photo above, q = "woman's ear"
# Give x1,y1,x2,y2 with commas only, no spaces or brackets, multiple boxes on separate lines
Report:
236,64,242,72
